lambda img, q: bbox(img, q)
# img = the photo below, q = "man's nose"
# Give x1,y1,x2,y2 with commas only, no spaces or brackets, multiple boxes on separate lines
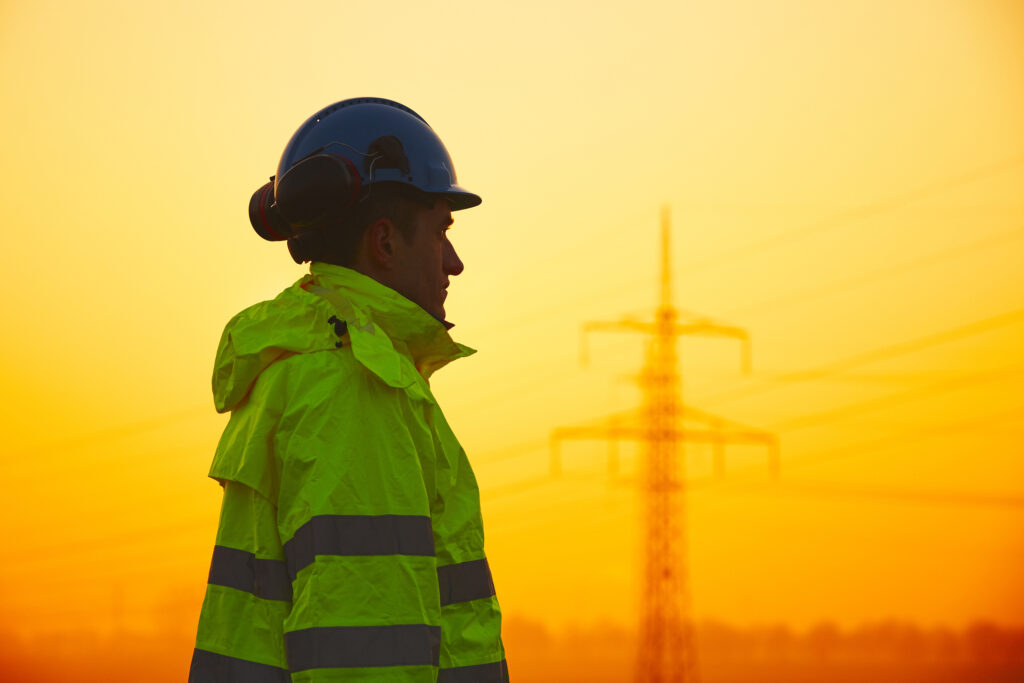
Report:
444,240,464,276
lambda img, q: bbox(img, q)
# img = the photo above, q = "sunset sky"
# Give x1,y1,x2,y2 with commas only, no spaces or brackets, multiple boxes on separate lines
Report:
1,0,1022,649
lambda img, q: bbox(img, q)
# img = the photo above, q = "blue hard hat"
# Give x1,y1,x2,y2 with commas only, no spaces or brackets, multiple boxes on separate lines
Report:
276,97,481,211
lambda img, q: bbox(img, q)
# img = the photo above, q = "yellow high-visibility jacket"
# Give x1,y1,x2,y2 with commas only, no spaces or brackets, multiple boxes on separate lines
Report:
189,263,507,682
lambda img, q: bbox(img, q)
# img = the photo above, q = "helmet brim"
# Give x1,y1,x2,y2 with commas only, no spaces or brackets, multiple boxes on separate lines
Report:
441,186,481,211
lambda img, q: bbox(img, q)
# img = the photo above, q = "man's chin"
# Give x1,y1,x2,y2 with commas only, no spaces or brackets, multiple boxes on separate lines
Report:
418,300,445,322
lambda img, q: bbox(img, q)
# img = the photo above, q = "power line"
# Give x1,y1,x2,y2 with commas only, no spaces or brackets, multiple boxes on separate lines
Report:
768,364,1024,433
482,155,1024,332
701,307,1024,407
471,439,548,466
12,158,1024,458
4,518,213,565
7,411,1017,563
677,154,1024,276
723,225,1024,319
483,470,608,502
453,228,1024,422
42,289,1001,460
456,248,1024,426
767,407,1024,475
38,406,212,451
714,480,1024,510
485,407,1024,518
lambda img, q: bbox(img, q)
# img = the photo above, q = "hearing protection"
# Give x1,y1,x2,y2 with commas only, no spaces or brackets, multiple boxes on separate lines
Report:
248,153,360,241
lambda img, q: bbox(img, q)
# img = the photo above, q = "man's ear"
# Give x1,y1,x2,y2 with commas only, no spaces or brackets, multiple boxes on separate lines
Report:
363,217,398,267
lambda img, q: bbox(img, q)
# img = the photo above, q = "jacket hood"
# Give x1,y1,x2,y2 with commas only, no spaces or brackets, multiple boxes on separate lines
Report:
212,263,474,413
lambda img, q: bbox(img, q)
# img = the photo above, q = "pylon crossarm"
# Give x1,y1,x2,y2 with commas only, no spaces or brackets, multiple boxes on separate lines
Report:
549,422,646,477
673,428,776,446
673,321,749,341
680,404,764,433
672,322,752,373
551,425,774,446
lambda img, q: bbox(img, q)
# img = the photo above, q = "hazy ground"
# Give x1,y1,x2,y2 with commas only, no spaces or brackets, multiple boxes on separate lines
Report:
3,617,1022,682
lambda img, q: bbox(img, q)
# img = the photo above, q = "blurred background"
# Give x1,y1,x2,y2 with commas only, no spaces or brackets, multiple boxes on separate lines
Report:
1,0,1022,681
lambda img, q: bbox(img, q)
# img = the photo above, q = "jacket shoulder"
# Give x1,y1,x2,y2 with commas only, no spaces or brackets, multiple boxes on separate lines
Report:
212,282,340,413
208,347,411,503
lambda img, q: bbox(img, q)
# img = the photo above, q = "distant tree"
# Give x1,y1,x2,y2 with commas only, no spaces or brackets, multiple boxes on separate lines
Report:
697,619,743,659
966,620,1024,662
805,621,842,659
760,623,796,660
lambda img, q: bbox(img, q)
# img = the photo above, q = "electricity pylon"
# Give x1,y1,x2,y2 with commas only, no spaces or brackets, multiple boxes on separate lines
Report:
550,206,778,683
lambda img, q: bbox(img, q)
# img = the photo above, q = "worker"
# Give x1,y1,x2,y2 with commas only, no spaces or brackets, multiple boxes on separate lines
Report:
188,98,508,682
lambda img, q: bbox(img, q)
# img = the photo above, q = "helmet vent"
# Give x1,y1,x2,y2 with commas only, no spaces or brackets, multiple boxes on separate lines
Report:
365,136,410,175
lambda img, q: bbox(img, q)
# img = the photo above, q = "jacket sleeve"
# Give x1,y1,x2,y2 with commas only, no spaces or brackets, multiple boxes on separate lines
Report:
432,439,509,682
273,352,443,682
190,481,292,682
190,358,294,682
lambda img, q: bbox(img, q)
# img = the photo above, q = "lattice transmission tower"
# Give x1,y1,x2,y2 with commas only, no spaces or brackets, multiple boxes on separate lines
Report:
550,207,778,683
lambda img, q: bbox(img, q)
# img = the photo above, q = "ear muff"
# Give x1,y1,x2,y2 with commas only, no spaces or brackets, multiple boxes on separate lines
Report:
248,179,292,241
247,152,361,242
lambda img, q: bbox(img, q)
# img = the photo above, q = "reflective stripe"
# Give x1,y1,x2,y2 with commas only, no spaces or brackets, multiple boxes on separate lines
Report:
285,624,441,671
284,514,435,577
437,558,495,606
438,660,509,683
207,545,292,602
189,648,290,683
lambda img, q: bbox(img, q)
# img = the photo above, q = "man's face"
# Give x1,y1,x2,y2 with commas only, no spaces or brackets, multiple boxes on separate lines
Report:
390,198,464,320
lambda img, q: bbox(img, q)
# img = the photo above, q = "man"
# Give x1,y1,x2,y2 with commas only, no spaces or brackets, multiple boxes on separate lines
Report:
189,98,508,682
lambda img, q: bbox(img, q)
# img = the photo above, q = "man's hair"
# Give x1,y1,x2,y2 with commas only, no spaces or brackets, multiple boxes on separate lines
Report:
287,182,434,266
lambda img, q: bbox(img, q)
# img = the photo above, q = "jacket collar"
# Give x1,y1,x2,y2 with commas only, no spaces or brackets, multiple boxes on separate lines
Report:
306,262,475,384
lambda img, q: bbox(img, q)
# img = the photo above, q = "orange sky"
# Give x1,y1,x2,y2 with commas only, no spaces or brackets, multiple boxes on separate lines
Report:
1,0,1022,643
